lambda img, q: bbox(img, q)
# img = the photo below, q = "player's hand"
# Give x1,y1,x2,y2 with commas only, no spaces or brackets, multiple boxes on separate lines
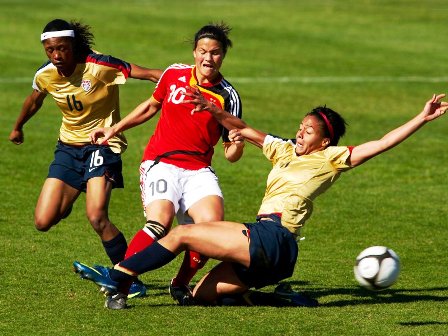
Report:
228,129,245,147
9,129,24,145
90,127,114,145
183,86,214,115
423,94,448,121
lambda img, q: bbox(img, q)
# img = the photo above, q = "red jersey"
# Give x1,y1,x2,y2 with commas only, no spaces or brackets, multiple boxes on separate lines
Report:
142,63,242,170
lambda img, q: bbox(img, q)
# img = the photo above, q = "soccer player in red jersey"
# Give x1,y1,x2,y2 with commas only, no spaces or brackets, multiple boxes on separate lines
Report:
9,19,162,298
78,23,245,303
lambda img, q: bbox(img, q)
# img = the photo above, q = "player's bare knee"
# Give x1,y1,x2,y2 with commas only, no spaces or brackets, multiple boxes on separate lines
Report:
87,213,108,234
34,216,54,232
192,210,223,223
192,282,219,304
169,225,194,247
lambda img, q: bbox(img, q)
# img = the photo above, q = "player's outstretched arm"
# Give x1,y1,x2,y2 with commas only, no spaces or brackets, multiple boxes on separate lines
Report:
184,86,267,148
9,89,47,145
350,94,448,167
90,97,161,145
129,64,163,83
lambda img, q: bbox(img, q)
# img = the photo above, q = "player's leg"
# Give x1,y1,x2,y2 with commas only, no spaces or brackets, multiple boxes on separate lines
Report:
169,168,224,300
75,145,146,297
171,196,223,278
124,160,179,259
117,220,250,276
74,159,180,297
85,176,125,259
192,261,249,304
34,177,80,231
191,219,312,307
124,199,176,258
84,145,128,264
103,220,249,309
78,175,148,297
34,143,84,231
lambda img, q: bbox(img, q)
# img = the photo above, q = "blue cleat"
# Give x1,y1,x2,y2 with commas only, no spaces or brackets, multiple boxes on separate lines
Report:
128,278,147,299
73,261,118,296
73,261,147,298
91,264,147,298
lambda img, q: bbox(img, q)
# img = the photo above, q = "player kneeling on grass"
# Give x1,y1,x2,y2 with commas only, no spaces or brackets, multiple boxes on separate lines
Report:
80,91,448,309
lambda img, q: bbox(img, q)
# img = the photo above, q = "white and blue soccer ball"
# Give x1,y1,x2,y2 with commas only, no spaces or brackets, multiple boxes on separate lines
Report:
354,246,400,290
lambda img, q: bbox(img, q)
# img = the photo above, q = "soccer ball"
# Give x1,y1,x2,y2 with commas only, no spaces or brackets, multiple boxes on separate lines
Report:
354,246,400,290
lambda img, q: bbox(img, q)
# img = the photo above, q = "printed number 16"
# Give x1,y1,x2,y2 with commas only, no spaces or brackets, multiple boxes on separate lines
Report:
66,94,83,111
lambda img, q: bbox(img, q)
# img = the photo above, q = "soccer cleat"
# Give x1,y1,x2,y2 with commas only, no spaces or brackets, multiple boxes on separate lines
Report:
92,264,147,298
73,261,118,296
169,279,194,306
273,283,318,307
105,292,127,310
73,261,147,298
128,279,147,299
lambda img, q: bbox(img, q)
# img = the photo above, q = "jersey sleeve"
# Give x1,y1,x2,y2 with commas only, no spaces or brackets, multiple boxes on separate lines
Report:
221,81,243,142
152,64,179,103
86,53,131,85
32,74,45,92
262,134,295,164
151,70,167,103
324,146,352,171
32,61,52,93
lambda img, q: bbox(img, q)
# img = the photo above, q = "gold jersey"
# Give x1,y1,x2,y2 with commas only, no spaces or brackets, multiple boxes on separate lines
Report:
258,135,352,236
32,53,131,153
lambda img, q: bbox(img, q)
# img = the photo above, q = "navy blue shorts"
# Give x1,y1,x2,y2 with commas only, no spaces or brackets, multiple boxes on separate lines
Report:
232,215,298,289
48,142,124,192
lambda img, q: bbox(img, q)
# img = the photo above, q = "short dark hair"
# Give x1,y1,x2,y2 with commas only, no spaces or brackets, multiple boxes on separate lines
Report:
42,19,94,60
193,22,233,55
307,106,347,146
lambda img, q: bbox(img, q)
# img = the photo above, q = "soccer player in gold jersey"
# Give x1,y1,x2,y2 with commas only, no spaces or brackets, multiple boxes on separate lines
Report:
81,90,447,309
9,19,162,298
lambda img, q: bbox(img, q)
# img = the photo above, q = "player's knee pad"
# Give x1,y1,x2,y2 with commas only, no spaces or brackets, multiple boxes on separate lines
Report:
144,220,168,240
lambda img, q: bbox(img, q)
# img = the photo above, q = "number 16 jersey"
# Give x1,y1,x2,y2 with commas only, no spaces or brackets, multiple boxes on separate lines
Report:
32,52,131,154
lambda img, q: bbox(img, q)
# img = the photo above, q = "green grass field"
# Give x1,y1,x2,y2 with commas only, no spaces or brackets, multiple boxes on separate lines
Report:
1,0,448,335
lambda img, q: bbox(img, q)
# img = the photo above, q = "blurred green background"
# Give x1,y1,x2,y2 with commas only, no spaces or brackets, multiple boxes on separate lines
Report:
1,1,447,335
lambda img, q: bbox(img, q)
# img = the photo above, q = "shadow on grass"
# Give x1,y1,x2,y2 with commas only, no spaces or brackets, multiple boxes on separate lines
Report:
298,285,448,307
132,280,448,311
399,321,448,326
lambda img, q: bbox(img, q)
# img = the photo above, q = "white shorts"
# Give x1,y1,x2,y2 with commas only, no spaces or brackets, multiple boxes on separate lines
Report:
139,160,223,222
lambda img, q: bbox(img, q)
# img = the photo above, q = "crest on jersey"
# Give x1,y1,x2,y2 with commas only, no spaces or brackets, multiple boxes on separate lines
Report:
81,79,92,92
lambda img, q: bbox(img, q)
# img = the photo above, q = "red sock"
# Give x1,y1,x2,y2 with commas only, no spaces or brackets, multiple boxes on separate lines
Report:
172,250,209,286
124,229,156,259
